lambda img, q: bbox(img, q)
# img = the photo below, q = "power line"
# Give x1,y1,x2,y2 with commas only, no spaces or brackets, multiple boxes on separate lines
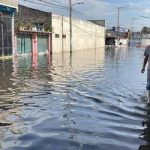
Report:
72,8,97,20
63,18,104,37
49,0,67,6
24,0,68,10
37,0,68,8
23,0,96,21
20,1,105,37
23,0,104,27
24,0,90,20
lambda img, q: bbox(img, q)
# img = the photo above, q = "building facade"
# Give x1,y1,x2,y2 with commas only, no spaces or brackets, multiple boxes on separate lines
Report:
14,5,52,56
52,15,105,52
0,0,18,56
14,5,105,56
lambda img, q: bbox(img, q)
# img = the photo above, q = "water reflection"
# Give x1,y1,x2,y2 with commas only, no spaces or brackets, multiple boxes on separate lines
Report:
0,47,149,150
0,59,24,149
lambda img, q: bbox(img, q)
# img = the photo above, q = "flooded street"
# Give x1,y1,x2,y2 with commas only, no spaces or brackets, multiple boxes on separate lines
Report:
0,47,149,150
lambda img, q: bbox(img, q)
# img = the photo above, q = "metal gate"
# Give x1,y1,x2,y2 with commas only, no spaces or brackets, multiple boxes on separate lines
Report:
0,13,12,56
17,34,32,54
37,35,48,53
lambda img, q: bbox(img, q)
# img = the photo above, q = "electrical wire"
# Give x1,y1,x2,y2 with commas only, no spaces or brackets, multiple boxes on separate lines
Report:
48,0,67,6
37,0,68,9
24,0,68,10
72,8,97,20
23,0,98,21
62,17,104,37
24,0,95,20
23,0,106,35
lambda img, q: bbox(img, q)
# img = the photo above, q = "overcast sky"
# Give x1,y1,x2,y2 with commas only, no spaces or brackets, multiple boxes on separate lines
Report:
19,0,150,31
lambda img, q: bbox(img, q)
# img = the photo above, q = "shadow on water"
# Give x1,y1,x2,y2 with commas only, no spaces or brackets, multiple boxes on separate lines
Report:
0,47,150,150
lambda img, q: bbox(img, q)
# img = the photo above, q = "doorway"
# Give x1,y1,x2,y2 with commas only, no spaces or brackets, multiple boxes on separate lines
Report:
17,34,32,54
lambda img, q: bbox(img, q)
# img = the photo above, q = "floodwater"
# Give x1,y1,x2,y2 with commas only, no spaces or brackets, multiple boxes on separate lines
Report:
0,47,149,150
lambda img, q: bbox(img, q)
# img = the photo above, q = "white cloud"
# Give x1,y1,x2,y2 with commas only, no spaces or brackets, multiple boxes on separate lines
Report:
76,0,114,19
144,9,150,13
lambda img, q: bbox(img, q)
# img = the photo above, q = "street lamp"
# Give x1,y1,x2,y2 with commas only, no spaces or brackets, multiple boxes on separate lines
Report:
69,0,84,53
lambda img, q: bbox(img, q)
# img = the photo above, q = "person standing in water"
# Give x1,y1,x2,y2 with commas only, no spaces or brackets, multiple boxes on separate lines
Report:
141,45,150,103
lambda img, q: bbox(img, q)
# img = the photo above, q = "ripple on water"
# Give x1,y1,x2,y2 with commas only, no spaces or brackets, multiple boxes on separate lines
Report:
0,49,148,150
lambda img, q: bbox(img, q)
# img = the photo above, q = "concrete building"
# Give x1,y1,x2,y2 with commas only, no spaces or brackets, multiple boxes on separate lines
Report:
14,5,52,56
52,15,105,52
14,5,105,56
0,0,18,56
88,20,105,27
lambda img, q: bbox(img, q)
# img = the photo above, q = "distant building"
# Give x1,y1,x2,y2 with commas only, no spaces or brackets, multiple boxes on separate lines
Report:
14,5,105,56
0,0,18,56
105,27,130,46
88,20,105,27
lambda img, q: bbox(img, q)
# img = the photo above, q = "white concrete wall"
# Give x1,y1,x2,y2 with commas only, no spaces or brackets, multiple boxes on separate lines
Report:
52,14,105,53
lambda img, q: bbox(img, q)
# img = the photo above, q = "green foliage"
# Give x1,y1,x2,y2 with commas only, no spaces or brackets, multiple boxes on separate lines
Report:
44,25,53,32
141,27,150,34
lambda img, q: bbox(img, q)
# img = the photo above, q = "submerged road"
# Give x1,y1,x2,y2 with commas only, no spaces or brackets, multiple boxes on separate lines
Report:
0,47,149,150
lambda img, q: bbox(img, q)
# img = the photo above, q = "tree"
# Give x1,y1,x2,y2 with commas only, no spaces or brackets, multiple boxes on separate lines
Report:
141,27,150,34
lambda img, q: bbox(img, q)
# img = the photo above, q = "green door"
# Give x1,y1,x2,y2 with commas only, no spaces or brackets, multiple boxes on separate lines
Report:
37,35,48,53
17,35,21,54
17,34,32,54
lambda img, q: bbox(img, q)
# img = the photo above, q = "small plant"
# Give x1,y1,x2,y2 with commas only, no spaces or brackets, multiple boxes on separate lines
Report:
44,25,53,32
16,20,24,31
44,25,49,31
26,23,33,30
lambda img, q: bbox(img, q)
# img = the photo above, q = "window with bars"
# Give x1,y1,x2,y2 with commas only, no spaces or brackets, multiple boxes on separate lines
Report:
0,13,12,56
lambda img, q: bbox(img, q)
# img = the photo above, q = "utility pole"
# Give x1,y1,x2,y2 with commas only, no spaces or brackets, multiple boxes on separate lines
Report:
69,1,83,53
117,6,127,32
116,6,126,45
69,0,72,53
131,18,139,42
117,7,120,32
